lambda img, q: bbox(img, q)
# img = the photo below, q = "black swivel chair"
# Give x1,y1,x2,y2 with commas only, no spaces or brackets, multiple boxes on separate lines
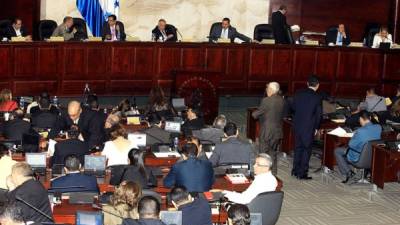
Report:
363,23,381,48
247,191,284,225
253,24,274,42
285,26,295,44
209,22,222,42
325,26,339,45
72,18,88,40
38,20,57,40
0,20,11,39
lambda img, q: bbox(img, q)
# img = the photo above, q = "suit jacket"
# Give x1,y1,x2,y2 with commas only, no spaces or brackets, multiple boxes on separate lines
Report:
152,25,177,42
102,21,126,41
192,127,224,144
209,137,254,167
143,126,171,146
5,26,28,39
52,139,89,165
49,109,105,149
347,122,382,162
209,24,251,43
326,29,351,46
50,172,99,193
52,24,75,41
163,157,214,192
182,118,205,137
252,94,285,141
7,179,53,223
122,219,167,225
0,118,31,141
271,11,290,44
291,88,322,142
121,166,157,188
179,197,212,225
31,109,58,129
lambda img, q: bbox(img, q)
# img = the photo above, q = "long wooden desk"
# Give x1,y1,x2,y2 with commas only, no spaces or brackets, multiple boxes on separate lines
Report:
371,144,400,189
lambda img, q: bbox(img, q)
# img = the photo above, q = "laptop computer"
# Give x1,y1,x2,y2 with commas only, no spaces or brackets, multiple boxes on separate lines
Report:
25,152,47,175
76,211,103,225
160,211,182,225
379,42,391,50
128,133,146,147
165,121,181,133
172,98,187,112
84,155,106,177
250,213,262,225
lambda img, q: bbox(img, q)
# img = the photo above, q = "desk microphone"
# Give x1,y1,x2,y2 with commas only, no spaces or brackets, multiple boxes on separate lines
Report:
176,28,183,41
15,195,54,222
92,204,125,219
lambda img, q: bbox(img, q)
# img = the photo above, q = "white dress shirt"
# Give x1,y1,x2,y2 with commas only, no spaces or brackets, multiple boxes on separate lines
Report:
220,28,229,39
14,28,22,37
372,34,393,48
223,171,278,204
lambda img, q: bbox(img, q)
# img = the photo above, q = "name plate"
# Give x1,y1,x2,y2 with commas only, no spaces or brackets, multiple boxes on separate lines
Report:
88,37,102,42
349,42,364,47
126,36,141,42
217,38,230,43
304,40,319,46
49,37,64,42
11,37,26,42
261,39,275,44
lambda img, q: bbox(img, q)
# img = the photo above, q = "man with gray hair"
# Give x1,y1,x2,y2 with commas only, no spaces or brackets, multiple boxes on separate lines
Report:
192,114,226,144
221,153,278,204
0,203,42,225
252,82,285,175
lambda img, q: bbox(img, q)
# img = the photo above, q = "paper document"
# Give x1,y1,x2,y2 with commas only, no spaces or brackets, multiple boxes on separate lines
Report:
328,127,354,137
153,152,181,158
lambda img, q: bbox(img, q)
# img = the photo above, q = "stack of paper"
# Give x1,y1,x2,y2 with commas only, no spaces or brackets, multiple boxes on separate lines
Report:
225,173,249,184
328,127,353,137
153,152,181,158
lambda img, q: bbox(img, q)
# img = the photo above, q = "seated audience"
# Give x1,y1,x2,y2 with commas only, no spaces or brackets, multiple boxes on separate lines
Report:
102,124,138,166
185,136,208,161
170,186,212,225
103,181,142,225
0,109,31,142
209,122,254,167
51,155,99,193
326,24,351,46
52,129,89,165
182,107,205,136
146,86,174,119
209,17,252,43
226,204,251,225
121,148,157,188
0,203,41,225
143,113,171,146
152,19,177,42
192,114,226,144
0,89,18,112
122,196,167,225
372,26,393,48
5,18,31,41
335,111,382,183
52,16,76,41
102,14,126,41
222,153,278,204
0,144,16,190
164,143,214,193
6,163,53,223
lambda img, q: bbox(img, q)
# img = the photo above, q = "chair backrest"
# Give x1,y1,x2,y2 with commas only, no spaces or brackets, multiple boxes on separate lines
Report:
209,22,222,38
285,26,294,44
325,26,338,44
363,23,381,47
108,164,128,186
38,20,58,40
247,191,284,225
0,20,11,38
166,24,177,41
31,110,57,129
253,24,274,41
73,18,88,39
351,139,383,169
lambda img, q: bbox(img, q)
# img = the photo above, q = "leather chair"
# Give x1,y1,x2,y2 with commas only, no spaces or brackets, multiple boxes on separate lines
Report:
253,24,274,42
349,140,383,183
363,23,381,47
38,20,57,40
72,17,88,40
325,26,339,45
209,22,222,42
0,20,11,39
247,191,284,225
108,164,128,186
285,26,295,44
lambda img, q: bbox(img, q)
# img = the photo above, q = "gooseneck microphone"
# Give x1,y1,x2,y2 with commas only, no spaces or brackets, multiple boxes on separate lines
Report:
92,204,125,219
15,195,54,222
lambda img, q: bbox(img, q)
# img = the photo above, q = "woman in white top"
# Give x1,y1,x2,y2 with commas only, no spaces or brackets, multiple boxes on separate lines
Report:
102,123,137,166
372,27,393,48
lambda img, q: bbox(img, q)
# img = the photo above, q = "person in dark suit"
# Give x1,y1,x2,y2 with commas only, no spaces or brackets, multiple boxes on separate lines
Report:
102,14,126,41
86,94,107,125
52,129,89,166
5,18,30,41
291,75,322,180
142,113,171,146
122,196,167,225
271,5,290,44
151,19,177,42
6,162,53,223
209,122,254,167
192,114,226,144
0,109,31,141
209,18,252,43
326,24,351,46
252,82,285,175
182,107,205,137
163,143,214,193
48,101,104,149
51,155,99,193
30,97,58,129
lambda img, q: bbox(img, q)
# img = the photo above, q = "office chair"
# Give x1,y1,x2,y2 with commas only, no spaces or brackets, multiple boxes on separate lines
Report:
209,22,222,42
253,24,274,42
72,18,88,40
325,26,338,45
363,23,381,47
38,20,57,40
247,191,284,225
0,20,11,39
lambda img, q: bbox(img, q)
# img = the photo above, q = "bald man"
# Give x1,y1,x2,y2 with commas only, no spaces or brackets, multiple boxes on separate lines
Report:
49,100,104,149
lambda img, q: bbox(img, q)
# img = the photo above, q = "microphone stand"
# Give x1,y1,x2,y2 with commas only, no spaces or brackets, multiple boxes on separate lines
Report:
15,196,54,222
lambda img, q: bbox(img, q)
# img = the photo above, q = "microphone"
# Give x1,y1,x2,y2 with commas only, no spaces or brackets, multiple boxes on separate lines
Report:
15,195,54,222
176,28,183,41
92,204,125,219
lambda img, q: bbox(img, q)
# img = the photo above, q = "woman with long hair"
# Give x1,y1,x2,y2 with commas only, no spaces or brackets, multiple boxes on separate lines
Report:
146,86,174,118
121,148,157,188
0,89,18,112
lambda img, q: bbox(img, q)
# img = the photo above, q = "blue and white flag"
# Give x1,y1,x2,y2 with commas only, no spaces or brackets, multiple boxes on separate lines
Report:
76,0,120,37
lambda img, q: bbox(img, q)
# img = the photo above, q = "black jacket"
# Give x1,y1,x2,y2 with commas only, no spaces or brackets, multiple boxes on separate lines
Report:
143,126,171,146
101,21,126,41
179,197,212,225
5,26,28,39
326,28,351,46
271,10,290,44
182,118,205,136
0,118,31,141
209,24,251,43
52,139,89,165
31,109,58,129
122,218,167,225
151,25,177,42
50,172,99,193
209,137,254,167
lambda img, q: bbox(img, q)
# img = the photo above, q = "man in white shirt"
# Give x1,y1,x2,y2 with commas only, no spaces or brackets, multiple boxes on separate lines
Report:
222,153,278,204
5,18,31,41
372,26,393,48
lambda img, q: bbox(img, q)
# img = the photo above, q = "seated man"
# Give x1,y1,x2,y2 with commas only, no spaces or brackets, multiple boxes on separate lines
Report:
143,113,171,146
0,203,42,225
5,18,32,41
170,186,212,225
335,111,382,183
222,154,278,204
209,122,254,167
151,19,177,42
52,129,89,165
30,97,58,129
0,109,31,142
164,143,214,193
122,196,167,225
209,17,252,43
192,114,226,144
326,24,351,46
51,155,99,193
372,26,393,48
226,204,251,225
181,107,205,137
6,163,53,223
102,14,126,41
52,16,76,41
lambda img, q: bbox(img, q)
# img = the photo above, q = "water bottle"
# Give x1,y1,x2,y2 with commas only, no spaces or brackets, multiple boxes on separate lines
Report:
19,97,25,110
173,137,179,151
53,96,59,107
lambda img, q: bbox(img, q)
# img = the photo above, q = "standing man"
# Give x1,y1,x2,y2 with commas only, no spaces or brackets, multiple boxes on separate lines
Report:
271,5,290,44
52,16,76,41
291,75,322,180
252,82,284,175
326,24,351,46
101,14,126,41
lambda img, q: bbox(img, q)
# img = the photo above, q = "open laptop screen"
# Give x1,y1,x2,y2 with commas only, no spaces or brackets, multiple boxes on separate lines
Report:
76,211,103,225
128,133,146,147
84,155,106,171
165,121,181,133
25,153,46,167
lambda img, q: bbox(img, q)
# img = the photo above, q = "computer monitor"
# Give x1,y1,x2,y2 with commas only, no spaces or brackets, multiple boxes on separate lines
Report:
160,211,182,225
76,211,103,225
84,155,106,172
128,133,146,147
25,152,47,168
172,98,186,111
250,213,262,225
165,121,181,133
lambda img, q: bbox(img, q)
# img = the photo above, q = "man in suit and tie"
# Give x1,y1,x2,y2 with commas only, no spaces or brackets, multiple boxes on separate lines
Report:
209,18,252,43
0,109,31,142
52,16,76,41
193,114,226,144
291,75,322,180
142,113,171,146
271,5,290,44
152,19,177,42
51,155,99,193
252,82,285,175
52,129,89,166
326,24,351,46
5,18,31,41
101,14,126,41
